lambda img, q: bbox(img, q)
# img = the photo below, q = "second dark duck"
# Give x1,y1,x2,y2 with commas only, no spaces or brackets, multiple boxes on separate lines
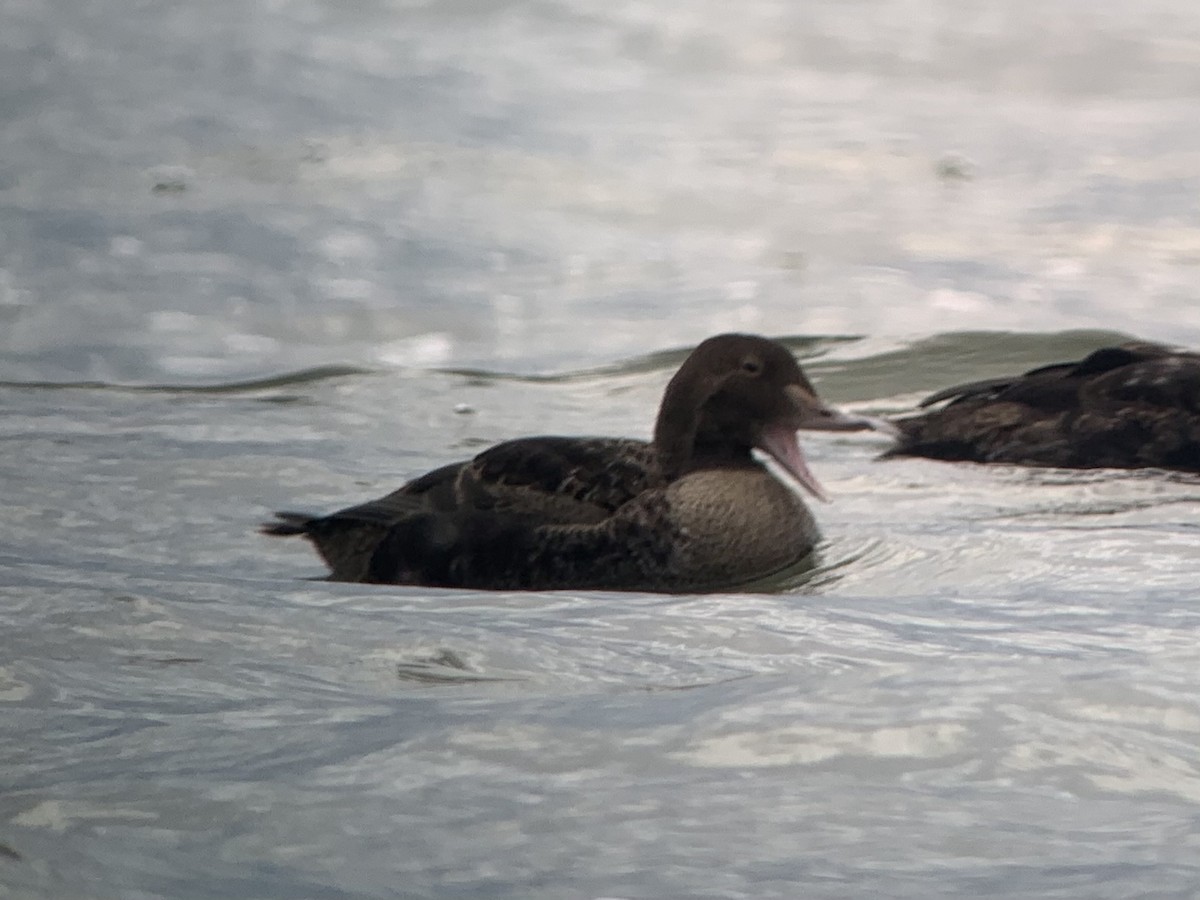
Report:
263,333,893,592
886,341,1200,471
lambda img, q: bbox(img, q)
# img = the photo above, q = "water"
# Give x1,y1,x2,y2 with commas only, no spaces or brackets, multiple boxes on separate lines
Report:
4,0,1200,897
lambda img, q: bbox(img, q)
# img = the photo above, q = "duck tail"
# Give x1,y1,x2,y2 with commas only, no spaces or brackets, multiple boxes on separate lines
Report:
260,512,316,537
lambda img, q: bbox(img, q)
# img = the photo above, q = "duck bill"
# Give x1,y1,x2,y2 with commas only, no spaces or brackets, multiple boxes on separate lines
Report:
785,385,900,437
759,385,899,501
758,421,830,503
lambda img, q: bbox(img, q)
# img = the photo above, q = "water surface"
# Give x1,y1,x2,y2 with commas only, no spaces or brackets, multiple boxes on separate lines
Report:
4,0,1200,897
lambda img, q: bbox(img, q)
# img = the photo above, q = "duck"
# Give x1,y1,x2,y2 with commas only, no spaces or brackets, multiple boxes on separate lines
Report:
262,333,893,592
884,341,1200,470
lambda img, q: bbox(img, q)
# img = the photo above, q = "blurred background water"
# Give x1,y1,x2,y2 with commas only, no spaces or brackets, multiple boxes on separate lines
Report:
3,0,1200,898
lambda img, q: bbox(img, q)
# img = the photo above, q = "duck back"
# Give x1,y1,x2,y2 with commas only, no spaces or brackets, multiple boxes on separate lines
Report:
887,342,1200,469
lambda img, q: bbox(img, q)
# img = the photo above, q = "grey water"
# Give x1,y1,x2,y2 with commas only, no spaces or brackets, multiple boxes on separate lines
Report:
4,0,1200,898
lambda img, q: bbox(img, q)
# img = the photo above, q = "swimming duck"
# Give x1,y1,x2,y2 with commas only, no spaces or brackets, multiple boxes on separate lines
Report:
262,333,891,592
885,341,1200,470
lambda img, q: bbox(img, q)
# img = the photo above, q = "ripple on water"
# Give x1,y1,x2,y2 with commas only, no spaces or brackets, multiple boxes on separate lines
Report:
5,328,1200,899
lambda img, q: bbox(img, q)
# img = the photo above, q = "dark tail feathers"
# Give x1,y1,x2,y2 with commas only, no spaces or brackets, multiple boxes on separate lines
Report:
260,511,317,537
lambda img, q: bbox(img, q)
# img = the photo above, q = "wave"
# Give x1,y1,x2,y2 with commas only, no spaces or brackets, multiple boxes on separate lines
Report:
0,328,1139,398
0,364,375,395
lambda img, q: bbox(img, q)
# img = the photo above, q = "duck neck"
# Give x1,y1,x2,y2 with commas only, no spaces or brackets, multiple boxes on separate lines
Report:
653,375,705,481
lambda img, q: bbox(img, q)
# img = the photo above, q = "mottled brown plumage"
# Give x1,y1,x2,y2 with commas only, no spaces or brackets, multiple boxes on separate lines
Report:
263,333,891,592
885,342,1200,470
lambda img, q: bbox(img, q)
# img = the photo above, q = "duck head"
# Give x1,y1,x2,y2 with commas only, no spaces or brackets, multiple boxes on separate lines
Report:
653,333,893,500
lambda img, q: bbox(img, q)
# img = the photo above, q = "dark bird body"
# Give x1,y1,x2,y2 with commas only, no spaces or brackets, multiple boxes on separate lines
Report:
886,342,1200,470
263,334,890,592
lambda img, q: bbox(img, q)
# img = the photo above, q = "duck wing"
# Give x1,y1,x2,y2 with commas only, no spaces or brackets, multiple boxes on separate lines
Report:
917,343,1181,410
363,483,678,590
459,436,661,519
262,436,662,581
1082,348,1200,411
1066,350,1200,469
887,342,1200,468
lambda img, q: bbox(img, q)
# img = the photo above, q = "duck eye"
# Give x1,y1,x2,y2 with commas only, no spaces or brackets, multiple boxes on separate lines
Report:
740,356,762,375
